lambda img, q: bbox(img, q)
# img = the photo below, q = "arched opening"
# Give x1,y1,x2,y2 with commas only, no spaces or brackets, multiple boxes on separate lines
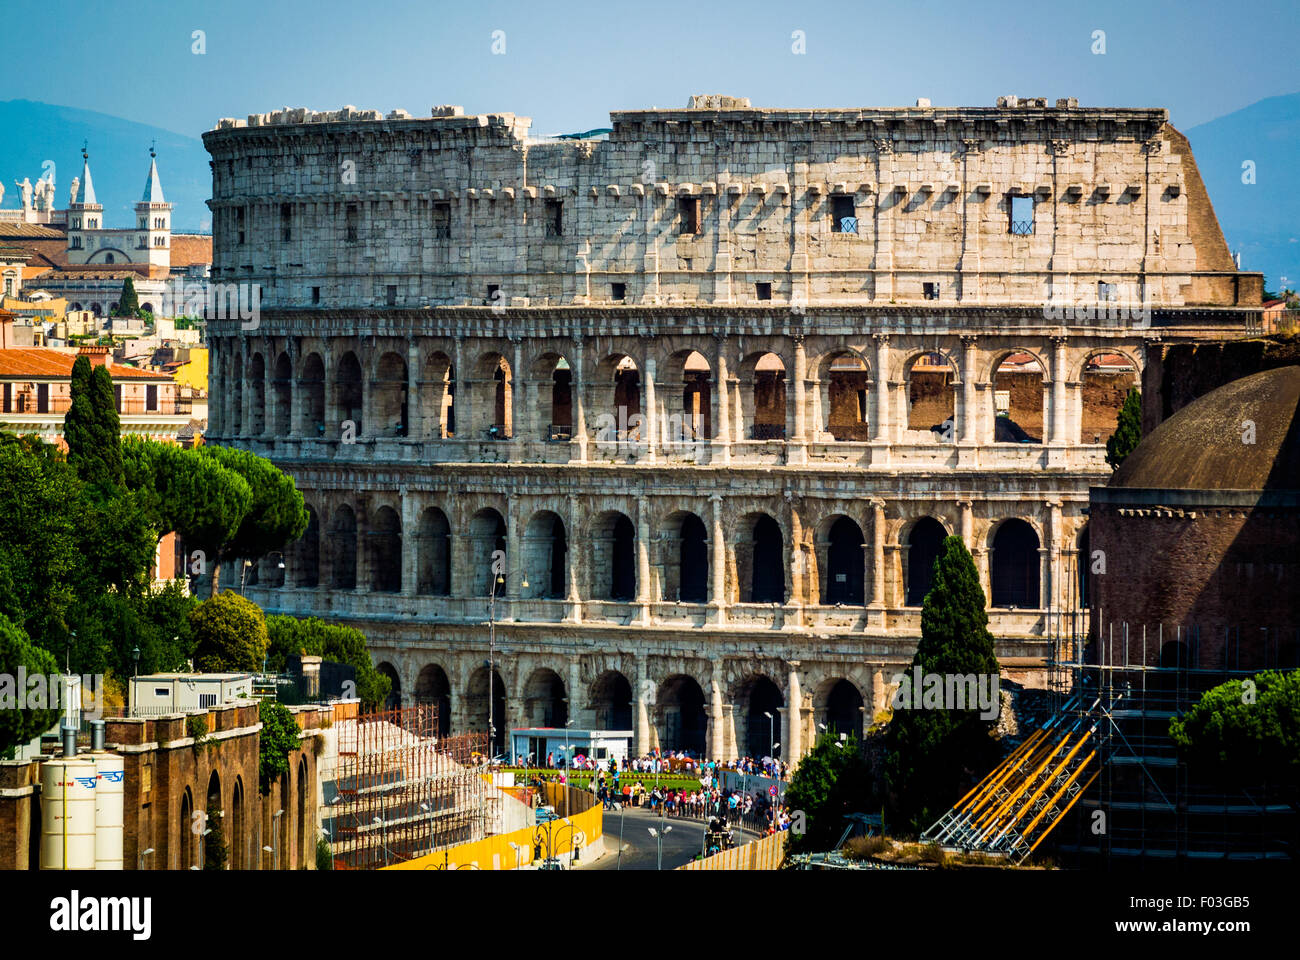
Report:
374,351,409,437
594,354,641,444
205,770,222,871
471,352,512,439
416,507,451,596
817,678,865,742
329,505,357,590
991,519,1040,609
421,351,455,439
298,352,325,437
590,671,633,731
334,351,364,436
744,352,787,440
523,669,568,728
593,511,636,601
523,511,567,599
655,675,707,755
739,676,784,759
824,352,871,441
663,350,711,444
467,666,506,756
906,517,947,606
179,788,194,870
415,664,451,737
532,353,573,441
273,352,292,435
377,662,401,710
368,506,402,593
906,352,957,439
664,512,709,603
295,506,320,588
822,516,865,605
468,508,507,596
1080,353,1138,445
738,513,785,603
992,352,1043,443
297,757,308,869
1076,525,1090,609
230,777,245,870
230,353,244,435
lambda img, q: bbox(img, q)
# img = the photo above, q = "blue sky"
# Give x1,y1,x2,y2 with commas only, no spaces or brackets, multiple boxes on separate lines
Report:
5,0,1297,137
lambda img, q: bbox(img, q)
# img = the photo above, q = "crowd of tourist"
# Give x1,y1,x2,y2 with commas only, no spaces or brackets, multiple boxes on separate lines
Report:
526,749,790,782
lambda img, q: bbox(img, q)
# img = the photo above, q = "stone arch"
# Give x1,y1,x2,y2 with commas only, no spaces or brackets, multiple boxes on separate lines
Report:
661,509,708,603
736,511,785,603
523,510,567,599
296,756,309,869
661,348,712,444
229,352,244,435
531,351,573,441
819,514,865,605
470,350,512,439
990,518,1041,609
295,504,320,588
415,663,452,736
297,352,325,437
329,504,357,590
1075,523,1090,609
738,350,787,440
368,505,402,593
246,351,265,434
593,352,641,443
818,349,871,441
905,516,948,606
376,661,401,709
1078,351,1139,445
904,350,959,436
468,507,507,596
734,674,784,759
523,668,568,728
230,776,245,870
989,348,1046,443
654,674,707,755
421,350,455,439
373,350,408,437
466,665,506,756
813,677,866,742
179,786,195,870
592,509,636,601
333,350,364,436
273,351,292,435
590,670,633,731
416,506,451,596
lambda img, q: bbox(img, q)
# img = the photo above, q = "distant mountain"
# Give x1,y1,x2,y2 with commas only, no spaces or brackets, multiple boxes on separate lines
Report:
0,100,211,232
1186,93,1300,293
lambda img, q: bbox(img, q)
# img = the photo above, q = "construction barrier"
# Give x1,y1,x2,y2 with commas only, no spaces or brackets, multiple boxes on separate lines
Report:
676,830,787,871
384,786,602,871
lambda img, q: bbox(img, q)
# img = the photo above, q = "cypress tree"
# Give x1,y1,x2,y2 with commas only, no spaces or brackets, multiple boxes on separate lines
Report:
66,363,123,487
882,536,1001,833
1105,387,1142,470
63,355,95,474
115,276,140,317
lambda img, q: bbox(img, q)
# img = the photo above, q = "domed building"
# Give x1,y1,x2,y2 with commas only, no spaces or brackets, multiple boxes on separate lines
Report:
1089,365,1300,670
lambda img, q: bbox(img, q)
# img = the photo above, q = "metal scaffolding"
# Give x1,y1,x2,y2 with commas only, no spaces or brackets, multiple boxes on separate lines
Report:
329,705,490,869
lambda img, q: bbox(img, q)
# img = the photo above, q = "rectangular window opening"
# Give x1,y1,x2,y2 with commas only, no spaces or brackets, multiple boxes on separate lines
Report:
679,196,701,234
545,199,564,237
280,203,292,242
312,286,321,305
1009,195,1035,235
755,281,773,301
923,282,941,301
386,284,398,306
432,201,451,239
345,204,359,243
611,282,626,302
831,195,857,234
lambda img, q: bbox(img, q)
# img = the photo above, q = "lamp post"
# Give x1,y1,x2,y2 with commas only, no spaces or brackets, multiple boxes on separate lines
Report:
137,847,154,871
647,824,672,871
273,809,283,870
486,567,528,762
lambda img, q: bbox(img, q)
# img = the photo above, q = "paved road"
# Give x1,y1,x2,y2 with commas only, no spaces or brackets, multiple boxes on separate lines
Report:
587,807,759,871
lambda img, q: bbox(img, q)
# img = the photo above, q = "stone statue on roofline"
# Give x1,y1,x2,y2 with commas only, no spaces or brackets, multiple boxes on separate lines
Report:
14,177,32,211
69,176,80,206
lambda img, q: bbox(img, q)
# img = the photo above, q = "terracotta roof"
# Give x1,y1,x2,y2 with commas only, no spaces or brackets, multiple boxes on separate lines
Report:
1110,366,1300,492
33,265,157,281
169,234,212,268
0,348,172,381
0,222,65,240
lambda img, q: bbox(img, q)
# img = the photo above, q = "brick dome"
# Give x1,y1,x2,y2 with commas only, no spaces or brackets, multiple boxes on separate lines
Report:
1110,365,1300,492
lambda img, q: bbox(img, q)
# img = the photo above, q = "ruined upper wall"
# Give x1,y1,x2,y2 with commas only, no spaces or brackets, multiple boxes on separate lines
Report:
202,96,1258,312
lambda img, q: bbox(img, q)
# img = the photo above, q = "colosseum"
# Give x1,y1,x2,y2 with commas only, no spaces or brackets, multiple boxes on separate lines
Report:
202,93,1263,764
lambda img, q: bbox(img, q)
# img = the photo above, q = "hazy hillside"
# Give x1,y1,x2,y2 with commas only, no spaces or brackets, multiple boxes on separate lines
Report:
1186,93,1300,292
0,100,211,232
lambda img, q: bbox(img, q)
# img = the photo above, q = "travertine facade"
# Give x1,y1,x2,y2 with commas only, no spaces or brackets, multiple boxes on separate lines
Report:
203,95,1262,763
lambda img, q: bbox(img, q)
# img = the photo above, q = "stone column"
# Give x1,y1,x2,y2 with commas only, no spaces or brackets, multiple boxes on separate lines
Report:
360,340,375,439
959,499,974,551
566,494,582,622
708,664,725,760
642,350,657,462
505,496,521,600
786,663,802,762
713,337,730,463
869,498,886,608
792,336,808,446
263,343,277,438
571,335,587,462
709,493,727,624
634,657,651,756
407,342,421,440
1047,499,1062,611
400,488,415,596
354,498,371,593
1050,336,1068,444
321,343,335,440
872,334,891,441
512,336,525,440
635,494,652,623
961,335,978,443
568,656,582,727
452,337,467,441
288,341,304,439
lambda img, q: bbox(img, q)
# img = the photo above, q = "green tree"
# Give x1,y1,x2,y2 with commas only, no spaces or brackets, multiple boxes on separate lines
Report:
783,730,874,853
114,276,139,317
882,536,1001,834
64,357,123,488
0,615,61,757
189,591,269,672
204,800,229,870
258,700,301,795
200,445,308,573
1105,387,1142,470
265,615,391,709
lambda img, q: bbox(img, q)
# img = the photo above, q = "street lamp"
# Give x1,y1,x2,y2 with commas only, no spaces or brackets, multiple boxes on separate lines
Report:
647,824,672,871
273,809,283,870
137,847,154,871
763,710,776,763
486,567,528,762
